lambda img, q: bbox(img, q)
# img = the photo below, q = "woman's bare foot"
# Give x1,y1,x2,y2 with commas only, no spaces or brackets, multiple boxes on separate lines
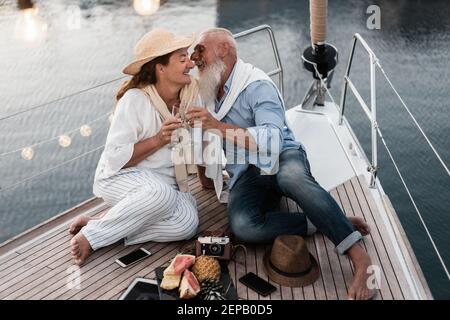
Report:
69,215,94,235
70,233,93,266
347,243,377,300
349,216,370,236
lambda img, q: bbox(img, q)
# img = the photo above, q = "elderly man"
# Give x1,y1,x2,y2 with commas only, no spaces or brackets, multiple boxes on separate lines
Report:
187,28,374,300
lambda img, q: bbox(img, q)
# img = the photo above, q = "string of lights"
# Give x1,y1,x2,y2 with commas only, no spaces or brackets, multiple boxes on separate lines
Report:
0,144,105,192
0,112,113,160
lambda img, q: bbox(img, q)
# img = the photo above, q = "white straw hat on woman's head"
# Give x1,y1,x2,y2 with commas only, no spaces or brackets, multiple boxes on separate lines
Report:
123,28,196,75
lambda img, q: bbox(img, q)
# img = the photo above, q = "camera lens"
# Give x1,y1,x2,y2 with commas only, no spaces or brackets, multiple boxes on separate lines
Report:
209,244,223,256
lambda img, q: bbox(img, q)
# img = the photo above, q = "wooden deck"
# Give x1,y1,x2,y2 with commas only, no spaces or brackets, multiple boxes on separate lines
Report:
0,174,430,300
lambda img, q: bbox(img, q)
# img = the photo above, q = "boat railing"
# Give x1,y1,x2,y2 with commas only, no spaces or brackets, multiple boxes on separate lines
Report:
337,33,449,280
338,33,449,187
233,24,284,99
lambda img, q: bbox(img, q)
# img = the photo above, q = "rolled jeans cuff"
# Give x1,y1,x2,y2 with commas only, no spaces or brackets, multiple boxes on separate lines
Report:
336,230,362,255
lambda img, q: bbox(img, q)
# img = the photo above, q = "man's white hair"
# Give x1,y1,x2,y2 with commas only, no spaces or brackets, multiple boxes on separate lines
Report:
200,28,237,53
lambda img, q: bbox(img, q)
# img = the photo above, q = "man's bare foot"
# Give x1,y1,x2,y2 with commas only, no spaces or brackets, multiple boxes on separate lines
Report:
69,215,94,235
347,244,377,300
70,233,93,266
349,216,370,236
196,165,215,189
200,177,215,190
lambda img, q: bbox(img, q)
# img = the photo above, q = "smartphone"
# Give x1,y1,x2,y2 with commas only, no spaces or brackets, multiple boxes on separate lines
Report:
239,272,277,296
115,248,152,267
119,278,160,300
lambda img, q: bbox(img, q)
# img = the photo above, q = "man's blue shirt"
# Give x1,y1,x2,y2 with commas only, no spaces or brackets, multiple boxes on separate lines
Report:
215,64,302,188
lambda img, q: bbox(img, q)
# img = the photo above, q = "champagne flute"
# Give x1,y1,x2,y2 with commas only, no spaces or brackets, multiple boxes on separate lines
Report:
178,102,188,127
171,104,180,118
168,105,180,149
183,103,195,151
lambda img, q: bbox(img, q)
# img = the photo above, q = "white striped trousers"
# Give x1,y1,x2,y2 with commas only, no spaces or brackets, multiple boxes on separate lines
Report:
83,168,199,250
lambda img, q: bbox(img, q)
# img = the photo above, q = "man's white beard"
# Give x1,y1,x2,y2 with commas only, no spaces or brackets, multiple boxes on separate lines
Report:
198,59,226,106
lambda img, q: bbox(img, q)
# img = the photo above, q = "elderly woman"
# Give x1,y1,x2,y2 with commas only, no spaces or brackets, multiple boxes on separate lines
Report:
69,28,201,265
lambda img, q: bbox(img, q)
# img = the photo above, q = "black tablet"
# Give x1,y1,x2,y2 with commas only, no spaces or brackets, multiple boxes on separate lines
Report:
119,278,160,300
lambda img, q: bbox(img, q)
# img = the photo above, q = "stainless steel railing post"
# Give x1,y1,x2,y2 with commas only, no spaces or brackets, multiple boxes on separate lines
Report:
369,53,378,188
338,35,357,125
233,25,284,100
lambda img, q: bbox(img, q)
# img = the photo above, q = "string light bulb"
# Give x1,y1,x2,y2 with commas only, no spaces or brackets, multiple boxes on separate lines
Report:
58,135,72,148
21,147,34,160
80,125,92,137
133,0,160,16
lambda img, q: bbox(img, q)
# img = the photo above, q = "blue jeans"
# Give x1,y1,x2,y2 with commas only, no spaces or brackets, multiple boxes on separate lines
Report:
227,148,362,255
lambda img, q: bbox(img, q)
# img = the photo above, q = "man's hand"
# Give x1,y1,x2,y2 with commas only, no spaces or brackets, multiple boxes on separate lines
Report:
186,107,221,131
187,107,258,151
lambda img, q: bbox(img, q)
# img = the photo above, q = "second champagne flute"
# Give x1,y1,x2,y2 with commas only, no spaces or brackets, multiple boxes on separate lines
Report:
168,105,180,149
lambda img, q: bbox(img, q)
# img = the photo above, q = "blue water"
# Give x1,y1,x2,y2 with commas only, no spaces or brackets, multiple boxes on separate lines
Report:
0,0,448,298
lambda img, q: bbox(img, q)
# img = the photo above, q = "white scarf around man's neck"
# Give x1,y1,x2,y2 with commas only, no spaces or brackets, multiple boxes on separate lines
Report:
204,59,282,202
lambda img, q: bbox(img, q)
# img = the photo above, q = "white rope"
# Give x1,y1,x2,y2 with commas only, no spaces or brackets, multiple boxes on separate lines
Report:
375,62,449,176
375,126,450,281
0,145,105,192
0,112,111,158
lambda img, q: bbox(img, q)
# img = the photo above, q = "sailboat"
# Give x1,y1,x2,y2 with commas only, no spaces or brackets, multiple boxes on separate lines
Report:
1,0,445,300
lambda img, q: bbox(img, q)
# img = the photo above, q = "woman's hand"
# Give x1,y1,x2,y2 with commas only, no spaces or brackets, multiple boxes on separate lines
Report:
124,117,182,168
156,117,183,146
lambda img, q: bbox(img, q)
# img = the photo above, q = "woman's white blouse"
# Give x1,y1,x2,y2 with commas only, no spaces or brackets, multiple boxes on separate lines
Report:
94,88,176,186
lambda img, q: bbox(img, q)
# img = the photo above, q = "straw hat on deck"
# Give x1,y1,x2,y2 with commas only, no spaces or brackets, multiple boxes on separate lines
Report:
263,235,320,287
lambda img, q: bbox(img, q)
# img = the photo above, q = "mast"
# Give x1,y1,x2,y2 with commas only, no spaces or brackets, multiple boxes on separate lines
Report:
300,0,338,107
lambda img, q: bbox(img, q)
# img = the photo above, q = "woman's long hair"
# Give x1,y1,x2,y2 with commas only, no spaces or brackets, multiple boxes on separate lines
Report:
116,52,172,101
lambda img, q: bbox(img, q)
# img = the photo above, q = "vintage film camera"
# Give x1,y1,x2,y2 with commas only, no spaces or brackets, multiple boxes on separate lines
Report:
195,236,231,260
